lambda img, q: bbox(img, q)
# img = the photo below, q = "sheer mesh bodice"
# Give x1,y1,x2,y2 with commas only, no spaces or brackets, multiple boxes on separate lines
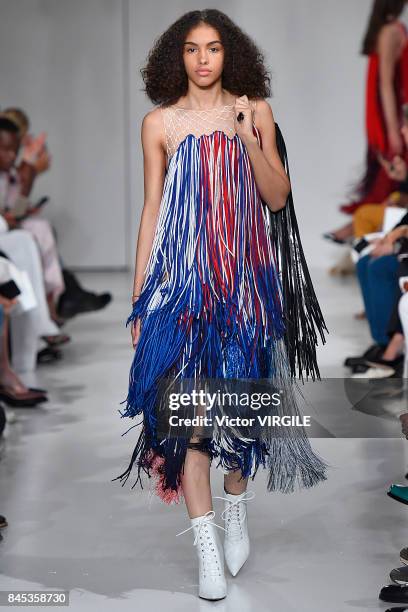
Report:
162,100,257,160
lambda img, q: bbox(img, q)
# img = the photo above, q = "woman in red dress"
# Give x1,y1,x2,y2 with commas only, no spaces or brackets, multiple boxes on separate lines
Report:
326,0,408,244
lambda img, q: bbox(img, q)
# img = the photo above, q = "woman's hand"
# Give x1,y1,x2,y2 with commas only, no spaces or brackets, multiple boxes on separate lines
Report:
21,132,47,166
233,95,256,144
0,295,18,314
389,128,404,156
384,225,408,244
131,317,141,349
370,238,394,258
34,147,52,174
370,225,408,258
378,153,407,182
3,212,19,229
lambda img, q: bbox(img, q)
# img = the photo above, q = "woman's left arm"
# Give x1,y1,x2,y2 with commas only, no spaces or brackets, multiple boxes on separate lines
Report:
235,96,291,212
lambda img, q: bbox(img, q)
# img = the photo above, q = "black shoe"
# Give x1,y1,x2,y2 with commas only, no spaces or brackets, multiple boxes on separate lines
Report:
401,548,408,566
380,585,408,603
0,387,48,407
350,363,370,374
391,361,406,378
0,515,7,528
366,354,405,370
391,566,408,585
385,608,408,611
60,268,85,294
323,232,347,245
57,292,112,319
344,344,385,368
37,346,63,365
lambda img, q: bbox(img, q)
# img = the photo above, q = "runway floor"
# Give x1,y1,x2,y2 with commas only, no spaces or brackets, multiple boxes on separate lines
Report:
0,268,407,612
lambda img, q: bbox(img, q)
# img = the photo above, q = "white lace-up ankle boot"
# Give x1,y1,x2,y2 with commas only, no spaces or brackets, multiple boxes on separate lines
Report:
214,490,256,576
176,509,227,600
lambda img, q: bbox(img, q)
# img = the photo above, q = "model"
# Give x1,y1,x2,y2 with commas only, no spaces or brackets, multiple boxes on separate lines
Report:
326,0,408,244
113,9,328,601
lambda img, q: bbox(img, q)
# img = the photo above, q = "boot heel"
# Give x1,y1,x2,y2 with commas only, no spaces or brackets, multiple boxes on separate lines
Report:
176,510,227,600
214,490,255,576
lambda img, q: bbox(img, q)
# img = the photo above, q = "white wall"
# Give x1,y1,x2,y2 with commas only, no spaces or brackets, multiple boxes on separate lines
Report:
2,1,405,269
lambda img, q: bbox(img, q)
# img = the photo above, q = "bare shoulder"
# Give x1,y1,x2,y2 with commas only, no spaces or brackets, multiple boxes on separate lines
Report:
378,21,405,50
250,98,275,130
141,107,165,149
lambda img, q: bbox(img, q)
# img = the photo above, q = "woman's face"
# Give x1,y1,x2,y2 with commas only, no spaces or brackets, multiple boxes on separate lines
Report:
182,23,224,87
0,131,18,172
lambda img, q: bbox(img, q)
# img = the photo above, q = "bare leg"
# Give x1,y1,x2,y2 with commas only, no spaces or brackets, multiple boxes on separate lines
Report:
180,384,213,519
46,292,64,326
0,315,44,399
382,333,405,361
326,222,353,241
224,469,248,495
181,440,212,518
0,314,27,391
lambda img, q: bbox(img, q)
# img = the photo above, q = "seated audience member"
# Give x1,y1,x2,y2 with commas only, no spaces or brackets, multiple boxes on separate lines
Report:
1,108,112,321
325,107,408,245
379,295,408,592
3,107,49,175
0,511,7,541
0,290,46,405
0,116,68,364
400,290,408,376
353,135,408,239
0,114,66,326
346,219,408,377
353,190,408,239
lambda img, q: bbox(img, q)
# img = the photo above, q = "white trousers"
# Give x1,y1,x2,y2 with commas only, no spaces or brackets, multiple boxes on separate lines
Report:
0,229,59,373
21,217,65,301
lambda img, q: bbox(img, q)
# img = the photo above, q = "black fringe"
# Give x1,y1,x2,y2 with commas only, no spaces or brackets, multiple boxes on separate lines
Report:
266,124,328,381
111,425,147,489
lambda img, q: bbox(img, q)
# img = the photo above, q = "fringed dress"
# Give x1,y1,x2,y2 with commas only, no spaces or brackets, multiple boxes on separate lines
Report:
113,100,328,504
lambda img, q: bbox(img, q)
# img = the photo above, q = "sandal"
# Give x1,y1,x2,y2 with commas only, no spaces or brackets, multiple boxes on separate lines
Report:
0,385,48,407
41,334,71,347
322,232,348,245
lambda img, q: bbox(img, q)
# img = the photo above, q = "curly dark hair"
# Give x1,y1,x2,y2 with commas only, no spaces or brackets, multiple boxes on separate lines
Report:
141,9,271,106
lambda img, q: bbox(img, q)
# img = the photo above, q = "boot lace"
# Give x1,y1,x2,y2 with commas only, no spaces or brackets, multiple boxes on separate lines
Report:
213,491,256,542
176,510,226,578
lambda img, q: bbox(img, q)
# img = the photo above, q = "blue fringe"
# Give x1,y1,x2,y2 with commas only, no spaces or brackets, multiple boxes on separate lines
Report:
113,131,328,499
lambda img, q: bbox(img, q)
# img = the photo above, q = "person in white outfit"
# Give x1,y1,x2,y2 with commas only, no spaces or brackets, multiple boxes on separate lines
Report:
0,114,64,373
0,227,59,373
0,116,65,323
0,263,47,404
381,223,408,376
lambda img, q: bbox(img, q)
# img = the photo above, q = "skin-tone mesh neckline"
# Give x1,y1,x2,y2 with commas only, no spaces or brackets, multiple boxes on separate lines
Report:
172,103,235,111
161,99,257,161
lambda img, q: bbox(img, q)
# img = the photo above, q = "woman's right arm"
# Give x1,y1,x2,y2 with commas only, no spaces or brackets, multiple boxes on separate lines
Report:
385,224,408,243
131,108,166,347
378,23,405,154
